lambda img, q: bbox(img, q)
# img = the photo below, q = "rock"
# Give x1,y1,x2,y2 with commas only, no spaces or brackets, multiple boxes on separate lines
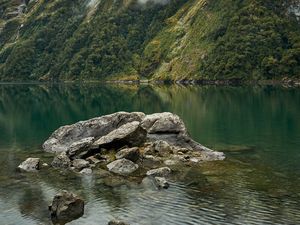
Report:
67,137,95,159
141,112,186,134
86,156,102,165
43,112,145,153
43,112,225,167
107,159,139,175
146,167,171,177
144,140,173,157
72,159,89,170
51,152,71,168
79,168,92,175
91,121,147,149
164,159,177,166
108,220,130,225
49,190,84,224
154,177,169,189
18,158,40,172
115,147,140,162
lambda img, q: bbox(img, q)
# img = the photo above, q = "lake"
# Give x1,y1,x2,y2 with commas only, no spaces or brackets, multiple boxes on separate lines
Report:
0,83,299,225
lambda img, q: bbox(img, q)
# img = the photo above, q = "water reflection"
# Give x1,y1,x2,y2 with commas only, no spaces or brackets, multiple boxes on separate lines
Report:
0,84,299,224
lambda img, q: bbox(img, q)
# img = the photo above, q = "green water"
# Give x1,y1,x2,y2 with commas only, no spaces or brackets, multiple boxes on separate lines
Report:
0,84,300,225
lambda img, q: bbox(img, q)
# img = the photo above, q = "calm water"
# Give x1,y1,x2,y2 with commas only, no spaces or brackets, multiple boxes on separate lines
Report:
0,84,300,225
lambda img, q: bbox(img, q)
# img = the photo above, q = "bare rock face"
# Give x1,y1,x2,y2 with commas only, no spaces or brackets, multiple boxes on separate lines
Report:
49,190,84,224
17,158,40,172
115,147,140,162
107,159,139,175
43,112,145,153
91,121,147,150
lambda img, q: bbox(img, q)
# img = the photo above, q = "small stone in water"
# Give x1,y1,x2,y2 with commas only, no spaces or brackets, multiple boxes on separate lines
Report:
18,158,40,172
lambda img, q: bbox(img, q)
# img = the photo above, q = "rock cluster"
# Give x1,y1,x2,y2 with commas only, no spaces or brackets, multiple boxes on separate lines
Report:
41,112,225,183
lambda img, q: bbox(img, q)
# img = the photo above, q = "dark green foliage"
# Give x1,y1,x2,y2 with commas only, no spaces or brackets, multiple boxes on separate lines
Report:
200,0,300,80
0,0,300,81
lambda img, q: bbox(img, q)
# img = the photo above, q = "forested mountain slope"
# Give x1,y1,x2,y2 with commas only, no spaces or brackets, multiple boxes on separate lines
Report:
0,0,300,81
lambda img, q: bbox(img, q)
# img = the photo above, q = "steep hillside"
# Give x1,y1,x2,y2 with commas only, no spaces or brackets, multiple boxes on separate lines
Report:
0,0,300,81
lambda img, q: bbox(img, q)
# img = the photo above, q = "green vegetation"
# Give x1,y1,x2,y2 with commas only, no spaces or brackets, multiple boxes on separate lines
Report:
0,0,300,81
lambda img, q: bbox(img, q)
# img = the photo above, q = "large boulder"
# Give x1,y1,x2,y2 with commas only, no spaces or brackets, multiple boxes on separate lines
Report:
91,121,147,150
141,113,222,156
17,158,40,172
43,112,145,153
107,159,139,175
49,190,84,224
115,147,140,162
43,112,224,162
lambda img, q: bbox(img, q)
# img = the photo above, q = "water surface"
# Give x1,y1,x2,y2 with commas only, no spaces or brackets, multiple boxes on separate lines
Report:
0,84,299,225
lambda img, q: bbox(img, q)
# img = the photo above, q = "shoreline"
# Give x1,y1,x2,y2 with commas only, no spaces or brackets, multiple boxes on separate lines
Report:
0,78,299,87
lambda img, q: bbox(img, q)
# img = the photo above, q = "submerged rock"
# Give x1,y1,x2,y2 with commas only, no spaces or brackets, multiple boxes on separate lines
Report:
154,177,169,189
18,158,40,172
107,159,139,175
49,190,84,224
79,168,92,175
146,167,171,177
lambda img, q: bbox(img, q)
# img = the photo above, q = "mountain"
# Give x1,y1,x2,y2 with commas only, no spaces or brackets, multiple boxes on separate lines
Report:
0,0,300,82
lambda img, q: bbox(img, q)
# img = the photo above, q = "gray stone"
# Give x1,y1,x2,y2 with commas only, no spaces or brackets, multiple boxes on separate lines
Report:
92,121,147,149
18,158,40,172
43,112,145,153
43,112,225,162
51,152,71,168
49,190,84,224
154,177,169,189
164,159,177,166
107,159,139,175
146,167,171,177
72,159,89,170
144,140,173,157
79,168,92,175
86,156,102,165
141,112,186,134
67,137,94,159
115,147,140,162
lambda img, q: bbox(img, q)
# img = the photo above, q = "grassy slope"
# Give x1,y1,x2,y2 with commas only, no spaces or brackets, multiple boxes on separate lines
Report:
0,0,299,81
